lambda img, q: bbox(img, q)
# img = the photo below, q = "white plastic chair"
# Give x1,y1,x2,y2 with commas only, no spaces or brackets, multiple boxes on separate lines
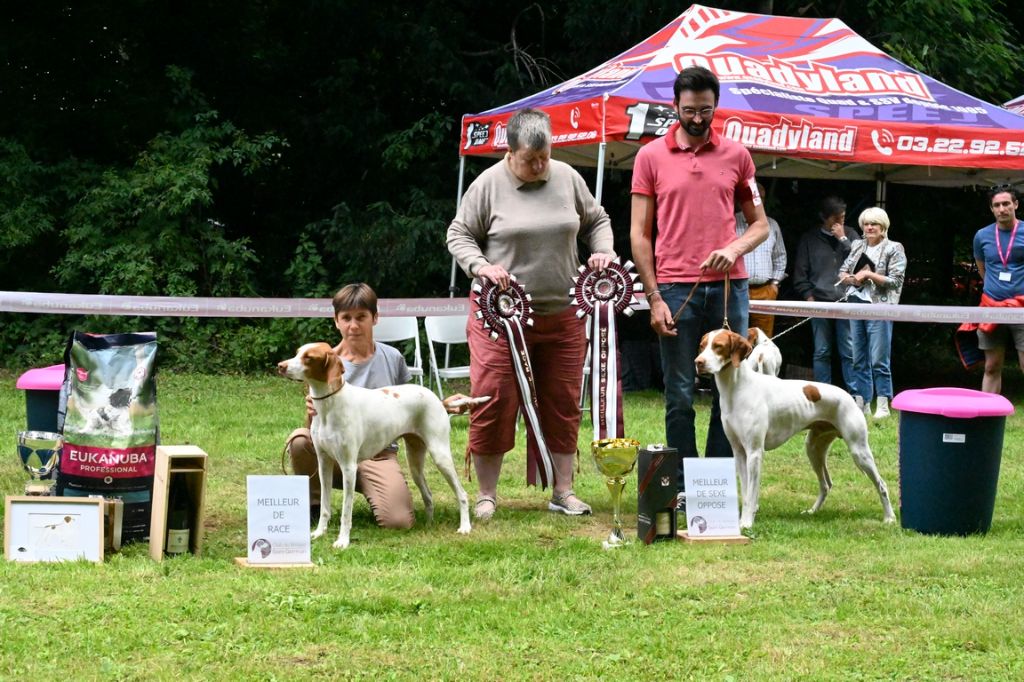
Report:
424,315,471,399
374,316,424,385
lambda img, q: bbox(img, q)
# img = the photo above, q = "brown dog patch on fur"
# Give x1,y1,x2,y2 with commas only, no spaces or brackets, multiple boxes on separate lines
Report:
802,384,822,402
380,389,401,399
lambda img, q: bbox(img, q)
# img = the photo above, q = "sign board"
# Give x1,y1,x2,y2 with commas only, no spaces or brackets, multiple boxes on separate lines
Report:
683,458,741,537
246,475,311,565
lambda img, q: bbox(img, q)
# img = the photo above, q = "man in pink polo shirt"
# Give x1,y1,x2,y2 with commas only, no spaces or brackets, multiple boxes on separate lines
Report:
630,66,768,494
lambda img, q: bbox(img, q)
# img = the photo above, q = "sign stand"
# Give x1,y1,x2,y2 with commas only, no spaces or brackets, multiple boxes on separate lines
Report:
677,457,751,545
236,475,314,569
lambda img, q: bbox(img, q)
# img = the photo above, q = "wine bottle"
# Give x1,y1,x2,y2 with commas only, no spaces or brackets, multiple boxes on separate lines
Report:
165,474,191,555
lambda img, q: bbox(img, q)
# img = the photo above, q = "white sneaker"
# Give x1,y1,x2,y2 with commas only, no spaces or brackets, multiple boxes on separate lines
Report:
874,396,890,419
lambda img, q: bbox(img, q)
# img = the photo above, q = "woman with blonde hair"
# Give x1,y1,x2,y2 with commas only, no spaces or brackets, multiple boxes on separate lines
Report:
838,207,907,418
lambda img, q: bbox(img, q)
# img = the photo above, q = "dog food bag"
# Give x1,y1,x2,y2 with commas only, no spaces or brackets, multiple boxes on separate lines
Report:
56,331,159,543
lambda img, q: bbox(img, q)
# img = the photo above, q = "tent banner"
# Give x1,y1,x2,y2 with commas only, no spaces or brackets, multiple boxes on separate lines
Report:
461,4,1024,173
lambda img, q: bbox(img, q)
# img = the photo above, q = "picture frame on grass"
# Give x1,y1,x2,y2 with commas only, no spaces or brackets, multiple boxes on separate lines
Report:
4,495,105,563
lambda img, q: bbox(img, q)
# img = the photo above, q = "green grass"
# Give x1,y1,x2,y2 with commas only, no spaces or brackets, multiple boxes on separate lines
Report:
2,371,1023,680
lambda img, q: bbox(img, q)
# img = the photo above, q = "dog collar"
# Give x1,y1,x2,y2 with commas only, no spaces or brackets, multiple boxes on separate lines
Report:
310,381,343,400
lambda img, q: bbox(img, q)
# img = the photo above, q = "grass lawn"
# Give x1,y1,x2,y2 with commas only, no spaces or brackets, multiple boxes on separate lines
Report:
1,370,1023,680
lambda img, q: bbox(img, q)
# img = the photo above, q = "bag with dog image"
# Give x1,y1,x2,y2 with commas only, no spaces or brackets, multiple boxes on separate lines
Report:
56,331,159,543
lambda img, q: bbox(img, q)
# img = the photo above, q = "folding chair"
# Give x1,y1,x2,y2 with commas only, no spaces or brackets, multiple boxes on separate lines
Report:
424,315,471,399
374,315,424,385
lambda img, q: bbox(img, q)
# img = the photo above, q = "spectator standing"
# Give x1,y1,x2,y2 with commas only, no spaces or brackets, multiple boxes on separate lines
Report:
735,181,787,336
792,195,861,404
838,207,907,418
970,186,1024,394
630,66,768,490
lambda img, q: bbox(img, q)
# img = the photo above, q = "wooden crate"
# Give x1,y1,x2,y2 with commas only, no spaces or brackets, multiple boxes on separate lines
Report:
149,445,208,561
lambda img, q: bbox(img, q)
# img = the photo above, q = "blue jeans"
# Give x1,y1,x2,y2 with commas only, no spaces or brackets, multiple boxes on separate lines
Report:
850,317,893,402
658,280,749,487
810,317,858,395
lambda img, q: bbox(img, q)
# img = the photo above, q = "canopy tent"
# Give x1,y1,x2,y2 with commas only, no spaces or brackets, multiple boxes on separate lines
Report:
1006,95,1024,116
457,3,1024,203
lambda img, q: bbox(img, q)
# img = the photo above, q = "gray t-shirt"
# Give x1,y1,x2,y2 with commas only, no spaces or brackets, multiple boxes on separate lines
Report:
342,341,412,389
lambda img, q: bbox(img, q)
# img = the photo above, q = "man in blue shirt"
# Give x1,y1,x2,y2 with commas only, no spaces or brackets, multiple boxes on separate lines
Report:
973,186,1024,394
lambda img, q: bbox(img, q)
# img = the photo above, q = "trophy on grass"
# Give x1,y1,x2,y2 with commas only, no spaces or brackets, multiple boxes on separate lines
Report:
592,437,640,549
17,430,62,496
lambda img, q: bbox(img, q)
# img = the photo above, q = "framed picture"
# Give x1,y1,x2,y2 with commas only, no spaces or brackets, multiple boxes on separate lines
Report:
4,496,105,563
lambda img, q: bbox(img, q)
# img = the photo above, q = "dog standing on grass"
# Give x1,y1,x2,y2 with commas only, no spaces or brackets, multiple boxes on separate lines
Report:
278,342,472,549
695,328,896,530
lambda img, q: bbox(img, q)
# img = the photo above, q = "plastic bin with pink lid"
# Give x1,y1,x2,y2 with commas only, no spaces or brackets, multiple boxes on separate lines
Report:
892,387,1014,535
15,364,65,433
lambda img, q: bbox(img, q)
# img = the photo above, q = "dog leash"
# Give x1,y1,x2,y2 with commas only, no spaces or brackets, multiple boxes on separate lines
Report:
768,291,853,343
669,271,732,330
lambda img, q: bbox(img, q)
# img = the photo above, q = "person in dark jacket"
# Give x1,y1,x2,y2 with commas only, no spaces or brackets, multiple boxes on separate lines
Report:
791,196,862,405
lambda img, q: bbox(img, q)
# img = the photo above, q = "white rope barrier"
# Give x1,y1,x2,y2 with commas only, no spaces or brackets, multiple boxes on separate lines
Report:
0,290,1019,324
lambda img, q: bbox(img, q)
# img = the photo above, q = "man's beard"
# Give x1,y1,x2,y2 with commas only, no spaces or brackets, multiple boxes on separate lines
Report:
683,119,710,137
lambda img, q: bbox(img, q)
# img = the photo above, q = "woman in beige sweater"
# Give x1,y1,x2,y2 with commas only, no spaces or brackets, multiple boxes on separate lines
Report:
447,107,616,521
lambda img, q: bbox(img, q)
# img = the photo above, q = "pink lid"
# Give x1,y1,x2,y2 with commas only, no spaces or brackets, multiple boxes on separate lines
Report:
15,364,65,391
892,387,1014,419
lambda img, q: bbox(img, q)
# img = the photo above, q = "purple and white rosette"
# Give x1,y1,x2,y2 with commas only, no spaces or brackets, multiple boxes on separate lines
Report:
473,276,553,488
570,258,642,440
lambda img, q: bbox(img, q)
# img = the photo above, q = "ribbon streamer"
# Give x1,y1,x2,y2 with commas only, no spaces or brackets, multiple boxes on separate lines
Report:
570,258,642,440
473,276,553,488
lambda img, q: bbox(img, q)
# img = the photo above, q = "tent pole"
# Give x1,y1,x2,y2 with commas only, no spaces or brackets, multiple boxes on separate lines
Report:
449,155,467,298
875,170,887,209
595,142,608,204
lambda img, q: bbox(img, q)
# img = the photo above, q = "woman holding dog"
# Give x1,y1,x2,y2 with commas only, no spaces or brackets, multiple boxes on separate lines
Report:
446,107,616,521
285,283,417,530
838,207,907,419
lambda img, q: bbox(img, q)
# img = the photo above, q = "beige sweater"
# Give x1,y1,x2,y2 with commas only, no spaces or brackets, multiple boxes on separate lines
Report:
447,157,615,314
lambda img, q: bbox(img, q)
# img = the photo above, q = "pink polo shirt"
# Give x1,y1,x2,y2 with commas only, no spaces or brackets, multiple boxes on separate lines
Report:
632,122,756,282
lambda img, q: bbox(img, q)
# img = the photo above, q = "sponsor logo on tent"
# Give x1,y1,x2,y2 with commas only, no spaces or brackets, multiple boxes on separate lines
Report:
722,116,857,155
677,53,932,102
464,122,492,149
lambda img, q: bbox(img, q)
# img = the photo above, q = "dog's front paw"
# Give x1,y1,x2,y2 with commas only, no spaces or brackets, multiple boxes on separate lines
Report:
332,537,350,550
457,522,471,535
882,514,897,524
311,526,326,540
739,515,754,530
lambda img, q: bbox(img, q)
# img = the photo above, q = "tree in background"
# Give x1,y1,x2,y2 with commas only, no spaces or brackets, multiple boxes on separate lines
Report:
0,0,1021,371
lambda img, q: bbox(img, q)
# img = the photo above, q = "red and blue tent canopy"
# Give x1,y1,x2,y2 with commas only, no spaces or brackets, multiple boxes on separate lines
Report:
458,4,1024,191
1006,95,1024,116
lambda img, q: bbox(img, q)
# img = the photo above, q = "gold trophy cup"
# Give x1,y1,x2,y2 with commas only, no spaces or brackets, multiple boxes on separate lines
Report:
592,437,640,548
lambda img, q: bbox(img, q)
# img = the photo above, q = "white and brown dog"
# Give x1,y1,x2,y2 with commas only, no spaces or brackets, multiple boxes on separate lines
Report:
745,327,782,376
278,342,471,548
695,329,896,529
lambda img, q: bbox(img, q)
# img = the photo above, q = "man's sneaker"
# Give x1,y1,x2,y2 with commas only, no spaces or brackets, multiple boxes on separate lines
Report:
549,490,592,515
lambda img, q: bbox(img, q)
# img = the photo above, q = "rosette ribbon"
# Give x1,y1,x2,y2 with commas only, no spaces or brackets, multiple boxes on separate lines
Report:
570,258,643,440
473,275,554,488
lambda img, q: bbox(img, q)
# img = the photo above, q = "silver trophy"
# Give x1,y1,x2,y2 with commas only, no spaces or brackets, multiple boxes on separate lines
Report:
17,430,62,495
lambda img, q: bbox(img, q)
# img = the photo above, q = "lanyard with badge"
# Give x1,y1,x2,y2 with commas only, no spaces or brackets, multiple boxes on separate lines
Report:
995,220,1020,282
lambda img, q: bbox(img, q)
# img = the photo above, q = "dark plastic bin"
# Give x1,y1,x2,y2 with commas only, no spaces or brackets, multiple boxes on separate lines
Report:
892,387,1014,535
15,364,65,433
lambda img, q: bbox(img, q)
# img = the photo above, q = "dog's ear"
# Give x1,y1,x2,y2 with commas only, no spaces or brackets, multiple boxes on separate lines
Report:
324,347,344,386
747,327,759,346
729,331,753,368
698,332,710,354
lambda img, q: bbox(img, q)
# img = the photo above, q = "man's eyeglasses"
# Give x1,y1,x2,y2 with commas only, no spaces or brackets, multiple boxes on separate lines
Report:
679,106,715,119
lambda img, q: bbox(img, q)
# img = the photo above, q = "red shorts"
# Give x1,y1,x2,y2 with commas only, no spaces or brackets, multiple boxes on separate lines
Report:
467,300,586,455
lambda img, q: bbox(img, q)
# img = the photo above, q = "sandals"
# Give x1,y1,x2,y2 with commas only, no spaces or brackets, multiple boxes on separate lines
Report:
548,490,592,516
474,495,497,521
